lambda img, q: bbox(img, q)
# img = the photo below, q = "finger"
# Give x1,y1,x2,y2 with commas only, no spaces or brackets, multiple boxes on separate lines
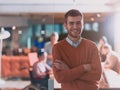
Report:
55,60,63,64
53,63,60,68
54,62,61,66
54,62,59,66
54,64,61,69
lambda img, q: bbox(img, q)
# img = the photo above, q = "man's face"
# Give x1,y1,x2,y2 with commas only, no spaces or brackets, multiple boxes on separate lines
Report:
64,16,83,38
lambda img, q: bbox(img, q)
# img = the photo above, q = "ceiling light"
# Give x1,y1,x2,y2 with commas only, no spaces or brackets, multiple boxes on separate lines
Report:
91,17,95,21
97,13,101,18
12,26,16,30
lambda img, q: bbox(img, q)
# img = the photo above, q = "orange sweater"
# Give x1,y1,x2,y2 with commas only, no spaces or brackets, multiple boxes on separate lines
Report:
52,38,102,90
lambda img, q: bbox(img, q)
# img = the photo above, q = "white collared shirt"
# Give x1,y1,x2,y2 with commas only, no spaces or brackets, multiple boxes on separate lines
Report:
66,37,82,48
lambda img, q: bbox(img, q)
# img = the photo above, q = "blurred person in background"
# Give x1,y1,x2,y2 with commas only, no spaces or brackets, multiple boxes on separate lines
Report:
98,36,108,62
98,36,108,51
101,43,120,74
33,51,52,89
99,43,120,88
44,32,59,67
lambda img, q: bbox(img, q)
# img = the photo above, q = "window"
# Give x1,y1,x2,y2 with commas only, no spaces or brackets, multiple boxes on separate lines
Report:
84,23,91,31
92,22,99,32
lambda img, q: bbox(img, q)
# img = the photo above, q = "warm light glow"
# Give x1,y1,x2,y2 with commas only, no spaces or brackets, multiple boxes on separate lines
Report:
12,26,16,30
97,13,101,18
91,17,94,21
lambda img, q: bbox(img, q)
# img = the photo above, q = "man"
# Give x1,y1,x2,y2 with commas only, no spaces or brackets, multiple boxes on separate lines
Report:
44,32,59,67
52,9,102,90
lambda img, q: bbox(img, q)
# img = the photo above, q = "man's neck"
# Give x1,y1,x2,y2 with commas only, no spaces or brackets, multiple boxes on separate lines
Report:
68,35,80,43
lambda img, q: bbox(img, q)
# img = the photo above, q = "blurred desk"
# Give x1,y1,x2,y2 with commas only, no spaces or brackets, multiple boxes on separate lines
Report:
104,69,120,88
48,75,120,90
48,78,61,90
54,78,61,90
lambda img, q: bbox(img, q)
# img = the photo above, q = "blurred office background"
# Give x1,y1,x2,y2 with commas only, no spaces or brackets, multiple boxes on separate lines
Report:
0,0,120,89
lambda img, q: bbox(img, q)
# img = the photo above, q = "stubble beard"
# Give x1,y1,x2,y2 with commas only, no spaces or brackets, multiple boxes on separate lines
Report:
69,29,82,39
68,32,81,39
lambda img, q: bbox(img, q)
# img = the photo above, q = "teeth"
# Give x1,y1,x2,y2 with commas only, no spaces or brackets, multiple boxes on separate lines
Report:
73,30,78,32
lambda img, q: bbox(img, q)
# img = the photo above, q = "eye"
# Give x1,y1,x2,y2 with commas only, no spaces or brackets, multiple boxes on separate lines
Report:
76,21,81,25
68,22,74,26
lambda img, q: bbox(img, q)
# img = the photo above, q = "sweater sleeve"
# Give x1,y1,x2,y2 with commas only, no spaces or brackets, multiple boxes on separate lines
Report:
79,44,102,81
52,44,86,83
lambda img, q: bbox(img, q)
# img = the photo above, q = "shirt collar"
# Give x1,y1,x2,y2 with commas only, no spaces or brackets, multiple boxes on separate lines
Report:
66,37,82,47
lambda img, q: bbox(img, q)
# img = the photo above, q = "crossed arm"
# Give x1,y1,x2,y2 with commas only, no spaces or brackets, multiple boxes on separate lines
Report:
53,60,92,82
53,58,101,83
52,46,102,83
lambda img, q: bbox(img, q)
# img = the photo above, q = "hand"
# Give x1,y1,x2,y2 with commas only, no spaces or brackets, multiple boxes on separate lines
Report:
83,64,92,72
54,60,69,70
48,70,53,74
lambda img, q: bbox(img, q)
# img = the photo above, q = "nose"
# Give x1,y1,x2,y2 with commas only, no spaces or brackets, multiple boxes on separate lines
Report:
73,23,78,29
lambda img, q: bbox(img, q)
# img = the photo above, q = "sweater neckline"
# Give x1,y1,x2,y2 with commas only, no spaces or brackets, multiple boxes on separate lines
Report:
65,38,84,49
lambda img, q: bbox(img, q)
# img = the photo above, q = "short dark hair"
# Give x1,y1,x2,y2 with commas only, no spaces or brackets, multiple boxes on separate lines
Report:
65,9,83,21
37,50,44,57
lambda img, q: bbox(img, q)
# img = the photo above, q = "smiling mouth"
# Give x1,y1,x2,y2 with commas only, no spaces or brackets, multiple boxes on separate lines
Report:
72,30,79,33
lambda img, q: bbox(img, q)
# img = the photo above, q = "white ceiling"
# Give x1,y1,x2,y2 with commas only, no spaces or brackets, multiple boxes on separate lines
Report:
0,0,120,26
0,0,120,13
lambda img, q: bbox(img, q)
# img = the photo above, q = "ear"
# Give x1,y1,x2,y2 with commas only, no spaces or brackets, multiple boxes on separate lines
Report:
64,22,67,29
